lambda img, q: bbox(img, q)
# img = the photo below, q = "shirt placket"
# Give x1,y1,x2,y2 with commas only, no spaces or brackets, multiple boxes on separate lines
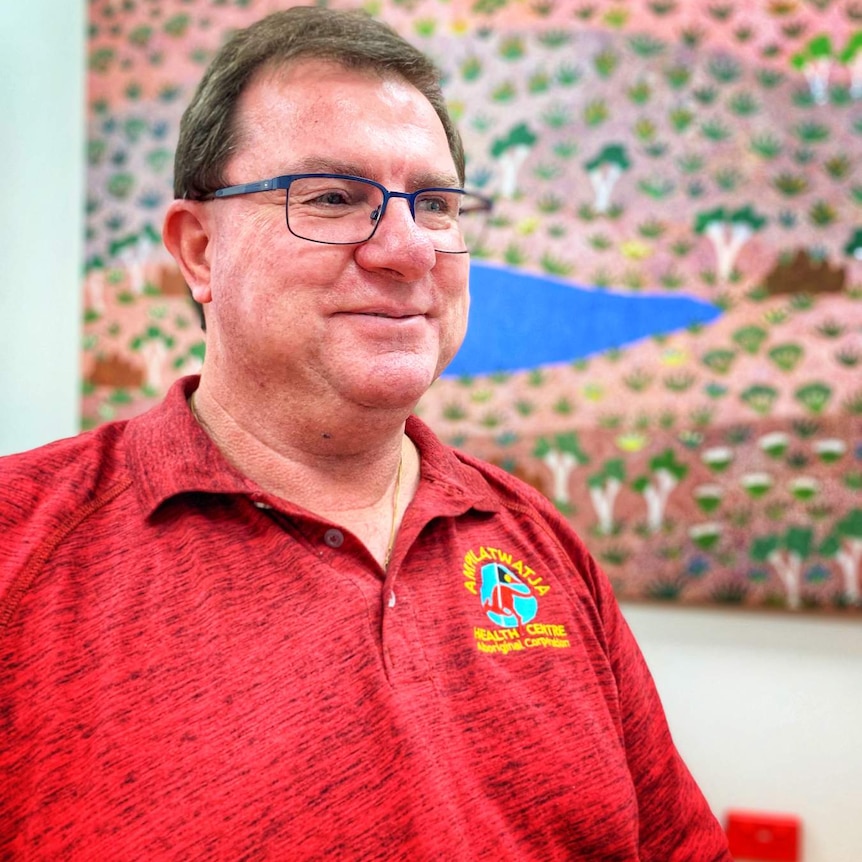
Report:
379,567,434,687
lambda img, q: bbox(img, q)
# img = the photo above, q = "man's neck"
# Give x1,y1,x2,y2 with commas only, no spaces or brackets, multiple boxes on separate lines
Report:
188,379,419,523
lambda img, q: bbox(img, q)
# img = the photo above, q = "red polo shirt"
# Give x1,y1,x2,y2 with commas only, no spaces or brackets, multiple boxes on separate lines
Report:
0,377,730,860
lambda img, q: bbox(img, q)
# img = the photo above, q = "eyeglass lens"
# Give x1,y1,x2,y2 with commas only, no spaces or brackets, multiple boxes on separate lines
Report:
286,177,487,252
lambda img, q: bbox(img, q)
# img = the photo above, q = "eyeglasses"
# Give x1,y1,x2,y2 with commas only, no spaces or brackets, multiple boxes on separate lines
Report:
212,173,492,254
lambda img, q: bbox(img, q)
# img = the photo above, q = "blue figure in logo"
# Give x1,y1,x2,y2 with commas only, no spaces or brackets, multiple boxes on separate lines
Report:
479,562,538,628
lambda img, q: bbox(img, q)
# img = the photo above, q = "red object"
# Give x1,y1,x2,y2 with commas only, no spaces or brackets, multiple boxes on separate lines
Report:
0,376,732,860
726,810,801,861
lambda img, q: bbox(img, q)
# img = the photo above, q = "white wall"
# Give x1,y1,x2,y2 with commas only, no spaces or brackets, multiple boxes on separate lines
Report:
0,0,84,455
2,4,861,861
624,605,862,862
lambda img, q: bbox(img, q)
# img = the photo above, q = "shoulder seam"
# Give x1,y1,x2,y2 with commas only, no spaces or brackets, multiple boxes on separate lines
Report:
0,477,134,630
493,494,603,610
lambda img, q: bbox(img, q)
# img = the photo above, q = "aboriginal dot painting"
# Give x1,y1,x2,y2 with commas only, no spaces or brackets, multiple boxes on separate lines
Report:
85,0,862,614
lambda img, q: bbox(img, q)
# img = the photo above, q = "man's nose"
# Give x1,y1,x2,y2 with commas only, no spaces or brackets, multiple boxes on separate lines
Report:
368,195,434,246
371,193,415,233
357,195,437,274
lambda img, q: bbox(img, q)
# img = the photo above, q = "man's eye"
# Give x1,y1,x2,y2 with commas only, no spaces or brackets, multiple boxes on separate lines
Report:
311,190,352,206
416,195,453,215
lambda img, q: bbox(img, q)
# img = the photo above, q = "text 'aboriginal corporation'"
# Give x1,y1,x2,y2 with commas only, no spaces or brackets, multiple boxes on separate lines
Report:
473,623,570,654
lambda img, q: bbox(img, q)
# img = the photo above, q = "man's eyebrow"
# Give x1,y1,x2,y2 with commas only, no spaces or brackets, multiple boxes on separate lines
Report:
280,158,461,189
285,156,361,176
413,170,462,190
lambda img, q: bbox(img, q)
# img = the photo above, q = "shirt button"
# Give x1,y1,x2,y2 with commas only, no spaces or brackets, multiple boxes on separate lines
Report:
323,528,344,548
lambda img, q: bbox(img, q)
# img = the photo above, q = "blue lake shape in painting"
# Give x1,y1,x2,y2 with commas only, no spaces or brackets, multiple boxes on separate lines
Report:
443,261,723,378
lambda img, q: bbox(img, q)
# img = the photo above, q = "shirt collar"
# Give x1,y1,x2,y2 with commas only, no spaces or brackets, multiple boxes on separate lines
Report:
125,376,500,519
405,415,501,517
124,376,259,515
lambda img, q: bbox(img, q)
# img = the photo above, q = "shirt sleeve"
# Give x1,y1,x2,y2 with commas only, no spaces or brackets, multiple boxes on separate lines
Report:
588,552,733,861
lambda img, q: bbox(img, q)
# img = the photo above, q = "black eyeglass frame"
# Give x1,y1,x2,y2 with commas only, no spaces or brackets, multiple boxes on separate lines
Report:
211,172,493,254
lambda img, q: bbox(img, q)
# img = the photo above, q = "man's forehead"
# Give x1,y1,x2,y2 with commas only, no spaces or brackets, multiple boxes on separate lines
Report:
234,58,437,138
278,155,459,189
229,62,457,184
249,56,404,105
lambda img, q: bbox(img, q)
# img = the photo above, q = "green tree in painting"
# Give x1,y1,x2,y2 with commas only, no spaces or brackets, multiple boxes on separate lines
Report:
844,227,862,260
584,143,631,214
750,526,813,610
632,449,688,534
490,122,537,198
587,458,626,534
130,325,176,391
533,432,589,507
790,34,833,105
838,31,862,98
795,382,832,415
84,255,107,316
819,509,862,605
109,223,162,294
173,341,206,374
694,205,767,282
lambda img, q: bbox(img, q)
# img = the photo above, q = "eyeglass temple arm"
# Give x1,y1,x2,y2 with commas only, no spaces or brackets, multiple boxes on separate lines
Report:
214,178,286,198
463,193,494,213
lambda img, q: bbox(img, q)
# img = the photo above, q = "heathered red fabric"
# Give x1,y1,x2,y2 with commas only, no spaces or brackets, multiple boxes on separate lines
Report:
1,376,730,861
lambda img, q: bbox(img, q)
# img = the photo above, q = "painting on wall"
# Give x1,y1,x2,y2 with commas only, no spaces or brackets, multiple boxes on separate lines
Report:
83,0,862,614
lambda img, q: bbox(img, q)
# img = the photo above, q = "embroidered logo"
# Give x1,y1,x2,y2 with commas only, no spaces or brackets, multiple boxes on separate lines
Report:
463,545,571,655
479,562,537,628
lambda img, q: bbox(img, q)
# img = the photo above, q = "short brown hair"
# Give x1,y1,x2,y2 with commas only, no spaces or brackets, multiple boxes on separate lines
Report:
173,5,465,200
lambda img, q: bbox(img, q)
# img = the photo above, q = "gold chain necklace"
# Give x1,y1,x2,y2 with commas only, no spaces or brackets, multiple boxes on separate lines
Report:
384,452,403,569
192,393,404,569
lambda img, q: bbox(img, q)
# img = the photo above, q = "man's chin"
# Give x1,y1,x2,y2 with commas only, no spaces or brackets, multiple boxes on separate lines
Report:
350,365,436,412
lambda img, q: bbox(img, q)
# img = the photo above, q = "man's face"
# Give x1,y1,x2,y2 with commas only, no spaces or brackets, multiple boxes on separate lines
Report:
199,59,470,414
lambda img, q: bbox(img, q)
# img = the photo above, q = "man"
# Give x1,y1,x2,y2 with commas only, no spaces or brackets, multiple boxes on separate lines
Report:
0,7,731,859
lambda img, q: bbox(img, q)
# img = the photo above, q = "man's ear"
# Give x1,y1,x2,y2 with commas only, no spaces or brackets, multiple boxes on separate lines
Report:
162,199,213,306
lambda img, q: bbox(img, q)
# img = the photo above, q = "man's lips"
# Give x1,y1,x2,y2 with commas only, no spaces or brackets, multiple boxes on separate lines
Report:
340,309,425,319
